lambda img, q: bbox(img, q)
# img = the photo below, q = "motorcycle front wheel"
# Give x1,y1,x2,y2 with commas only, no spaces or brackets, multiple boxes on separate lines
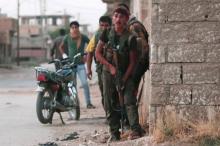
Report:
36,89,54,124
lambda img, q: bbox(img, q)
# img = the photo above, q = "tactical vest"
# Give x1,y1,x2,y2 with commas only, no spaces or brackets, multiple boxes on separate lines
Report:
94,30,103,72
94,30,101,47
93,30,102,63
103,28,132,74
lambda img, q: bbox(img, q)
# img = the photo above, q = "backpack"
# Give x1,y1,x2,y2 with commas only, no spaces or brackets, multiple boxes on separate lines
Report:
128,17,149,71
127,17,150,88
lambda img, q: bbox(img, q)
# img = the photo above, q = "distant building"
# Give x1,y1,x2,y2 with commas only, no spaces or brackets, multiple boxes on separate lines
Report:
15,14,90,61
0,13,92,63
0,16,17,64
14,14,73,60
20,14,72,36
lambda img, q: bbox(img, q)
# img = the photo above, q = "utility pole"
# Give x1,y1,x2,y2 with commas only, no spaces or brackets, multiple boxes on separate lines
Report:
39,0,47,59
16,0,20,66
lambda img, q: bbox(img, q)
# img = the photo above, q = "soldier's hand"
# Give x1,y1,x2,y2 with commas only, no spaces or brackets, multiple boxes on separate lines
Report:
108,64,116,76
87,69,92,80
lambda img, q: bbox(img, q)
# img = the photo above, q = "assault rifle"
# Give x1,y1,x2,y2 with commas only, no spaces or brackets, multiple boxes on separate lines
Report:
112,46,125,134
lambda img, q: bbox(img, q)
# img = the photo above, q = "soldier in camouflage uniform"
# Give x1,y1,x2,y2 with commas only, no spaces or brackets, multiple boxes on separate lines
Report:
95,7,143,141
86,16,112,110
118,3,150,94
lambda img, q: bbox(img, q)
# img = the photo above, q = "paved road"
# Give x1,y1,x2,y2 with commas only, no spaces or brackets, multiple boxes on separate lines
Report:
0,66,57,146
0,92,56,146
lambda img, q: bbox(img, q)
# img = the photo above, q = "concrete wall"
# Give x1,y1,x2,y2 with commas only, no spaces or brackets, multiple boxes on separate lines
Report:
150,0,220,134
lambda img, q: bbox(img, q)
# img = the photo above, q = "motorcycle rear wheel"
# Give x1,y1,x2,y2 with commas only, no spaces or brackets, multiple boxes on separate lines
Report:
36,89,54,124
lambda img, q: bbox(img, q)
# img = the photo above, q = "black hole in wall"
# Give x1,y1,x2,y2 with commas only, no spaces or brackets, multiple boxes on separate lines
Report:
204,15,208,19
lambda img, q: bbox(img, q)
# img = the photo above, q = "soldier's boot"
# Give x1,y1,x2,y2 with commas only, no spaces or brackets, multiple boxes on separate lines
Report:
126,105,143,140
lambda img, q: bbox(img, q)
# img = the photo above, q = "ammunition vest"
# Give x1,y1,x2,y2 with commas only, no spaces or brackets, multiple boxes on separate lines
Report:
103,28,132,74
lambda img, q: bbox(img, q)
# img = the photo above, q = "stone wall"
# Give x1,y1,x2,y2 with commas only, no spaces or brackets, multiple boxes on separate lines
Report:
150,0,220,134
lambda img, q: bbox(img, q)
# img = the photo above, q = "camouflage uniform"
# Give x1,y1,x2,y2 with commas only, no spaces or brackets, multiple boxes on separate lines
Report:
128,17,150,89
101,28,142,138
94,31,104,103
86,30,104,106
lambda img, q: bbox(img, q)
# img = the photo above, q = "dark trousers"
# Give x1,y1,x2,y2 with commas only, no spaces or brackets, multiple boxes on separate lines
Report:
102,70,141,137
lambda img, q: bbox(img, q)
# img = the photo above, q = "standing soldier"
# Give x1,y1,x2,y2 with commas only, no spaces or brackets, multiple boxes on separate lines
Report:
86,15,111,112
59,21,95,109
95,7,143,141
118,3,150,95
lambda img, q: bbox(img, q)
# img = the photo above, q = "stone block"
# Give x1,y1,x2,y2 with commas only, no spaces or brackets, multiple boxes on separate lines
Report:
152,22,220,44
150,44,158,64
169,85,192,105
157,0,209,3
151,64,181,85
190,23,220,44
151,85,170,105
151,105,220,134
150,44,166,64
206,44,220,63
155,105,209,124
159,2,209,22
167,44,205,62
151,23,190,44
208,2,220,21
152,4,159,24
192,85,220,105
183,64,219,84
158,45,166,63
152,0,160,4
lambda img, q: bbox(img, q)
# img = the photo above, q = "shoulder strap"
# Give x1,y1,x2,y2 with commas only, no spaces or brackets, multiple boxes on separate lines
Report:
129,19,149,41
94,31,101,46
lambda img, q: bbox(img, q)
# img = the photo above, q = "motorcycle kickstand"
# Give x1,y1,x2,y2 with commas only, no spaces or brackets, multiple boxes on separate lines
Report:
49,111,54,124
58,112,65,125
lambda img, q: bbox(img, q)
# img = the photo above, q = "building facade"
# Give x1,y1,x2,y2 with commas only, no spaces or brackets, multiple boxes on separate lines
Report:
0,16,17,64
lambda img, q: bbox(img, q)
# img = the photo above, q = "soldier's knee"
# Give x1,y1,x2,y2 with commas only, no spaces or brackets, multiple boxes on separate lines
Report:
124,94,137,106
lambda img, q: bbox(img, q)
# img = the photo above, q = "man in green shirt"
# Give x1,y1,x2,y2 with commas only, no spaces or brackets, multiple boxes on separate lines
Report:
59,21,95,109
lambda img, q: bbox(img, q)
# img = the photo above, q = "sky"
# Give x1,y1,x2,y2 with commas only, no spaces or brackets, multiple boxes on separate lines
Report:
0,0,107,31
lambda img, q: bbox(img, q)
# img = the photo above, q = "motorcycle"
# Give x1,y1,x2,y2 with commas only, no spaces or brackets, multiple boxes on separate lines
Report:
34,53,82,124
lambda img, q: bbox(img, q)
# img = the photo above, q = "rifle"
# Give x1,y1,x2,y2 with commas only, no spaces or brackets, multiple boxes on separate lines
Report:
112,46,125,134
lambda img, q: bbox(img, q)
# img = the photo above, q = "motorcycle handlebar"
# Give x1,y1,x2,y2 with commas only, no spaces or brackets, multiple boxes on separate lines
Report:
48,53,87,68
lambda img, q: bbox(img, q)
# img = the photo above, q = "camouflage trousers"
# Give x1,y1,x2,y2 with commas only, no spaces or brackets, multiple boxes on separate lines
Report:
132,57,149,89
96,69,104,110
102,70,142,136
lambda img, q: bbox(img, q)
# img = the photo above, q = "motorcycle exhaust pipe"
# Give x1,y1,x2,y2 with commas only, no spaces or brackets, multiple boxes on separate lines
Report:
53,101,68,111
